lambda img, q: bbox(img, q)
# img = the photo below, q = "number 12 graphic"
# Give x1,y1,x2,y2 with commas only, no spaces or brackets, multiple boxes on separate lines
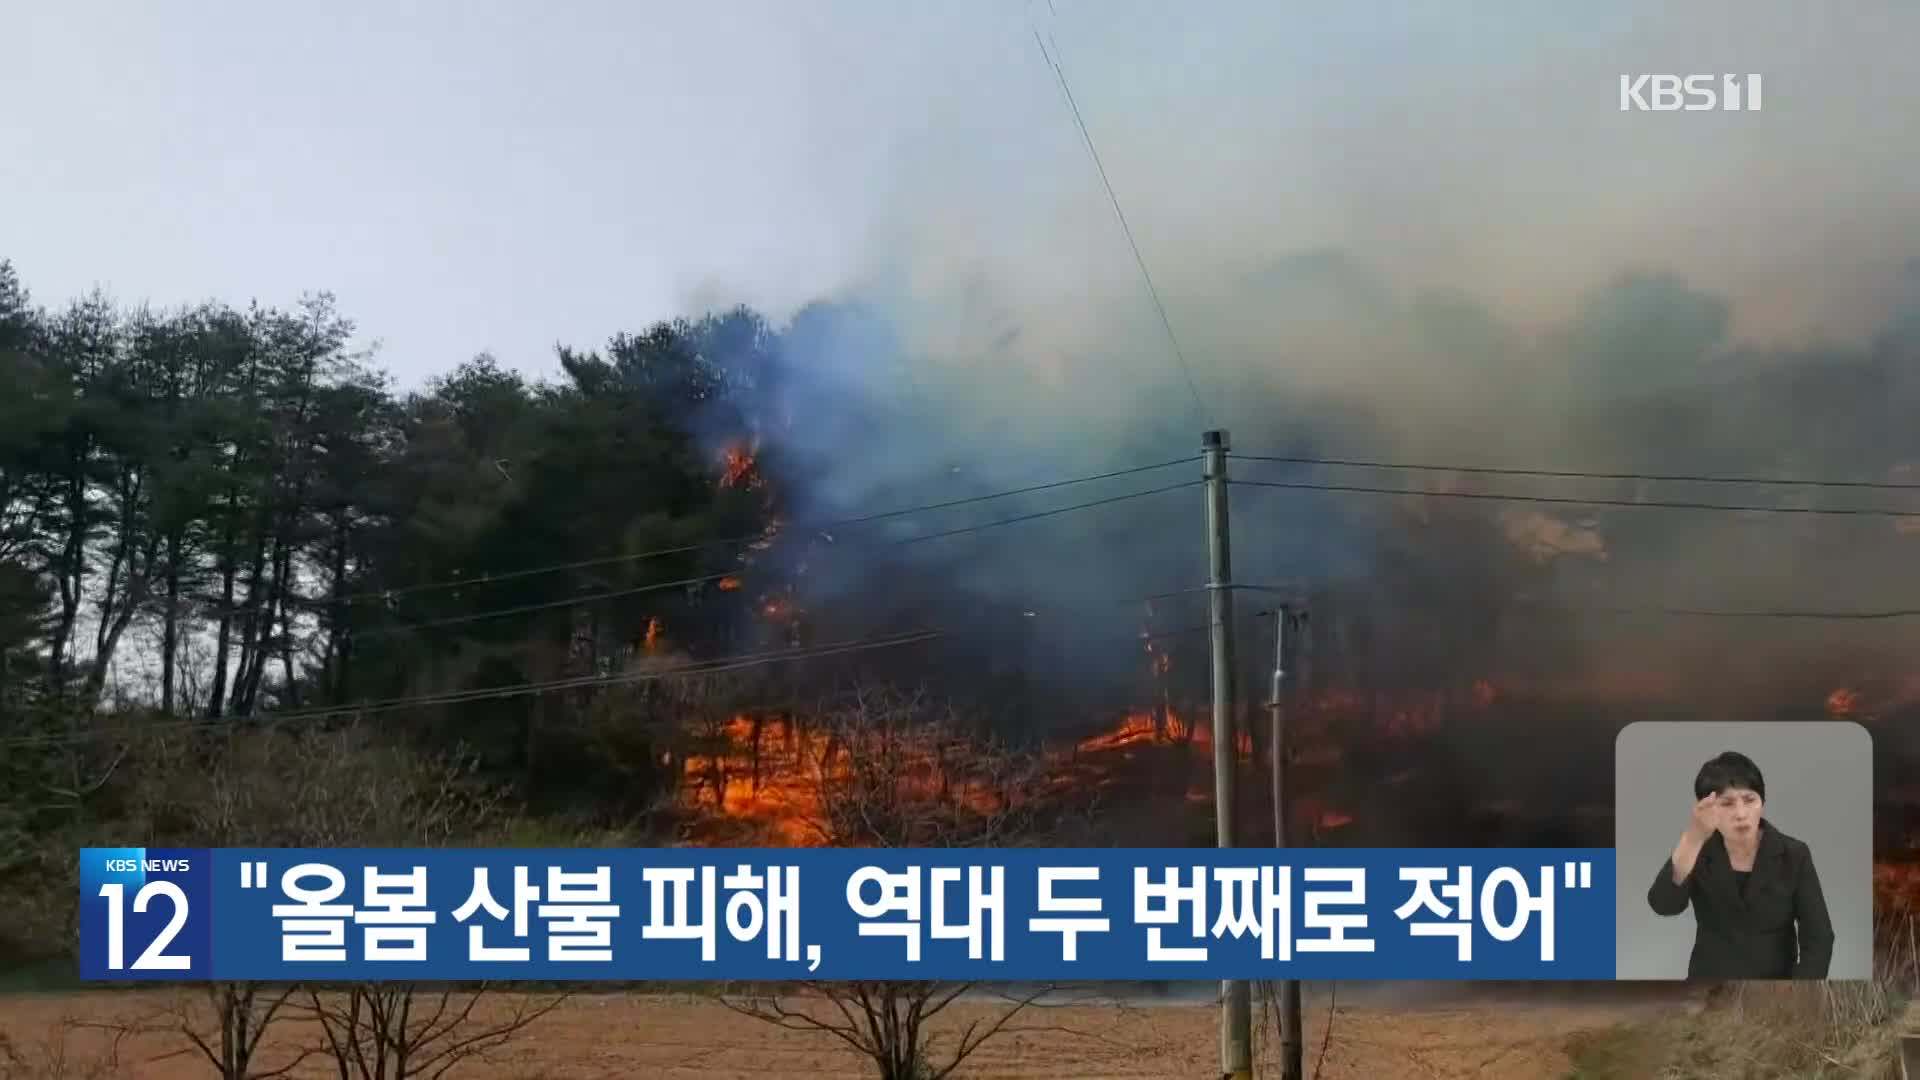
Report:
98,882,192,970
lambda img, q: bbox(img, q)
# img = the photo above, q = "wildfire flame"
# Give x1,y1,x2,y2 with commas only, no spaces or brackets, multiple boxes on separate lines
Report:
1827,687,1863,719
679,713,1027,846
718,576,743,591
1076,712,1161,754
672,698,1376,851
643,616,663,652
679,715,823,846
1187,723,1256,757
719,442,763,490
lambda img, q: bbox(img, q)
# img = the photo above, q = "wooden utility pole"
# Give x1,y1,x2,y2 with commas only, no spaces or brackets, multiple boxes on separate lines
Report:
1203,430,1252,1080
1269,607,1304,1080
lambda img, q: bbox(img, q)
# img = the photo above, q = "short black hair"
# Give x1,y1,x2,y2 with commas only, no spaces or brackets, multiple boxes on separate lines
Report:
1694,751,1765,801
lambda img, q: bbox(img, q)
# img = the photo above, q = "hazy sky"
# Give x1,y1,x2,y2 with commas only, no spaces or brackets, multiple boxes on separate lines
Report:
7,1,1918,388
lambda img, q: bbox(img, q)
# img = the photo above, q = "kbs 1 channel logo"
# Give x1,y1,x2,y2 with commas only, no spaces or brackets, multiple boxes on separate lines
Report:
1620,73,1763,112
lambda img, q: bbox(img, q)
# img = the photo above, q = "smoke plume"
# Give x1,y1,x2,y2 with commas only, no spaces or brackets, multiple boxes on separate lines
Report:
684,4,1920,717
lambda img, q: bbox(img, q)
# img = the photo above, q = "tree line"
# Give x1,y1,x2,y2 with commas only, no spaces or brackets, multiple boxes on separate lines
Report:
0,258,945,966
0,257,815,703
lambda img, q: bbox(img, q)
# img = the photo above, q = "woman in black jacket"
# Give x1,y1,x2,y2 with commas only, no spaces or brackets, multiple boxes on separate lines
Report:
1647,751,1835,979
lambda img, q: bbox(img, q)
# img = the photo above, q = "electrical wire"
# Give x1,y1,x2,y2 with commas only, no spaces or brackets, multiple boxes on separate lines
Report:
1168,587,1920,622
353,571,738,637
1231,477,1920,519
1030,19,1207,424
280,455,1196,612
0,628,947,749
1227,451,1920,492
881,479,1200,547
0,611,1264,750
1516,601,1920,621
110,448,1920,628
348,479,1203,637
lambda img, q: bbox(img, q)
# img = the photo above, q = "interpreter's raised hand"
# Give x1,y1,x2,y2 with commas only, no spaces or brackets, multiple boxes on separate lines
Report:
1685,794,1722,844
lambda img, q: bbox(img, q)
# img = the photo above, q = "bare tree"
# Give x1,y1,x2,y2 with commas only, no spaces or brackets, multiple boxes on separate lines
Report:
725,683,1070,1080
725,982,1050,1080
116,722,523,1078
798,683,1059,849
129,719,510,849
0,1015,136,1080
162,983,315,1080
301,982,569,1080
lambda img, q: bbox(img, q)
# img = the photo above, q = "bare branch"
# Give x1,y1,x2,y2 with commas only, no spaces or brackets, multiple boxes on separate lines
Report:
929,983,1052,1080
718,991,874,1060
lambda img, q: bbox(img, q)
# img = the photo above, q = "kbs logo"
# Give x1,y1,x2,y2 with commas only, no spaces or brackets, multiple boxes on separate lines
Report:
1619,74,1763,112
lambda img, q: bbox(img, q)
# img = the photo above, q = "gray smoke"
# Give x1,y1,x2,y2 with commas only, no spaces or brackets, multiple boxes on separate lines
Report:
685,4,1920,714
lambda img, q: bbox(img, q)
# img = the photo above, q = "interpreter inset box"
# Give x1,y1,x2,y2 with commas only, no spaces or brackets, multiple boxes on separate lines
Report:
1614,721,1871,981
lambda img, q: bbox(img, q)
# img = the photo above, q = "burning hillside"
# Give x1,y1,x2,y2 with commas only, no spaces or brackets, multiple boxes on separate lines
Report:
674,688,1080,847
666,656,1920,858
670,399,1920,857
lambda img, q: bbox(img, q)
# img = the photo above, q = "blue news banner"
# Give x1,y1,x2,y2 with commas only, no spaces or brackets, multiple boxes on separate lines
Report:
80,848,1617,982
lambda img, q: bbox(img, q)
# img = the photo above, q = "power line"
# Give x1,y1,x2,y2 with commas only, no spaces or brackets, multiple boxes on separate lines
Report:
1228,452,1920,492
1232,477,1920,520
345,463,1920,643
0,628,947,749
11,592,1909,750
295,456,1195,611
1520,601,1920,621
353,572,738,638
880,479,1200,547
0,612,1258,750
1158,586,1920,623
1030,22,1207,424
352,480,1203,637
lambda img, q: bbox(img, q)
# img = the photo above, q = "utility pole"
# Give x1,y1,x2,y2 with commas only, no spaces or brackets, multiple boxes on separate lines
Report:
1203,429,1252,1080
1268,607,1305,1080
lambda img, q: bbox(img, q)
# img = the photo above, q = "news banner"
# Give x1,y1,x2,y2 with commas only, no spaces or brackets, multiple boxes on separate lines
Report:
79,848,1617,982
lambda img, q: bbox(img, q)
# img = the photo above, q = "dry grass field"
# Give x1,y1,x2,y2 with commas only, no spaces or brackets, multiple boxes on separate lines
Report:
0,984,1715,1080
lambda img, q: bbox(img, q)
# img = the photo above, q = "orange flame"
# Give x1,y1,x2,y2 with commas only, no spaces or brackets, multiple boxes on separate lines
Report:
679,714,824,846
643,616,663,652
1072,708,1203,755
718,576,743,591
719,443,763,490
1076,712,1161,754
1186,722,1255,757
1827,687,1863,719
679,713,1032,846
